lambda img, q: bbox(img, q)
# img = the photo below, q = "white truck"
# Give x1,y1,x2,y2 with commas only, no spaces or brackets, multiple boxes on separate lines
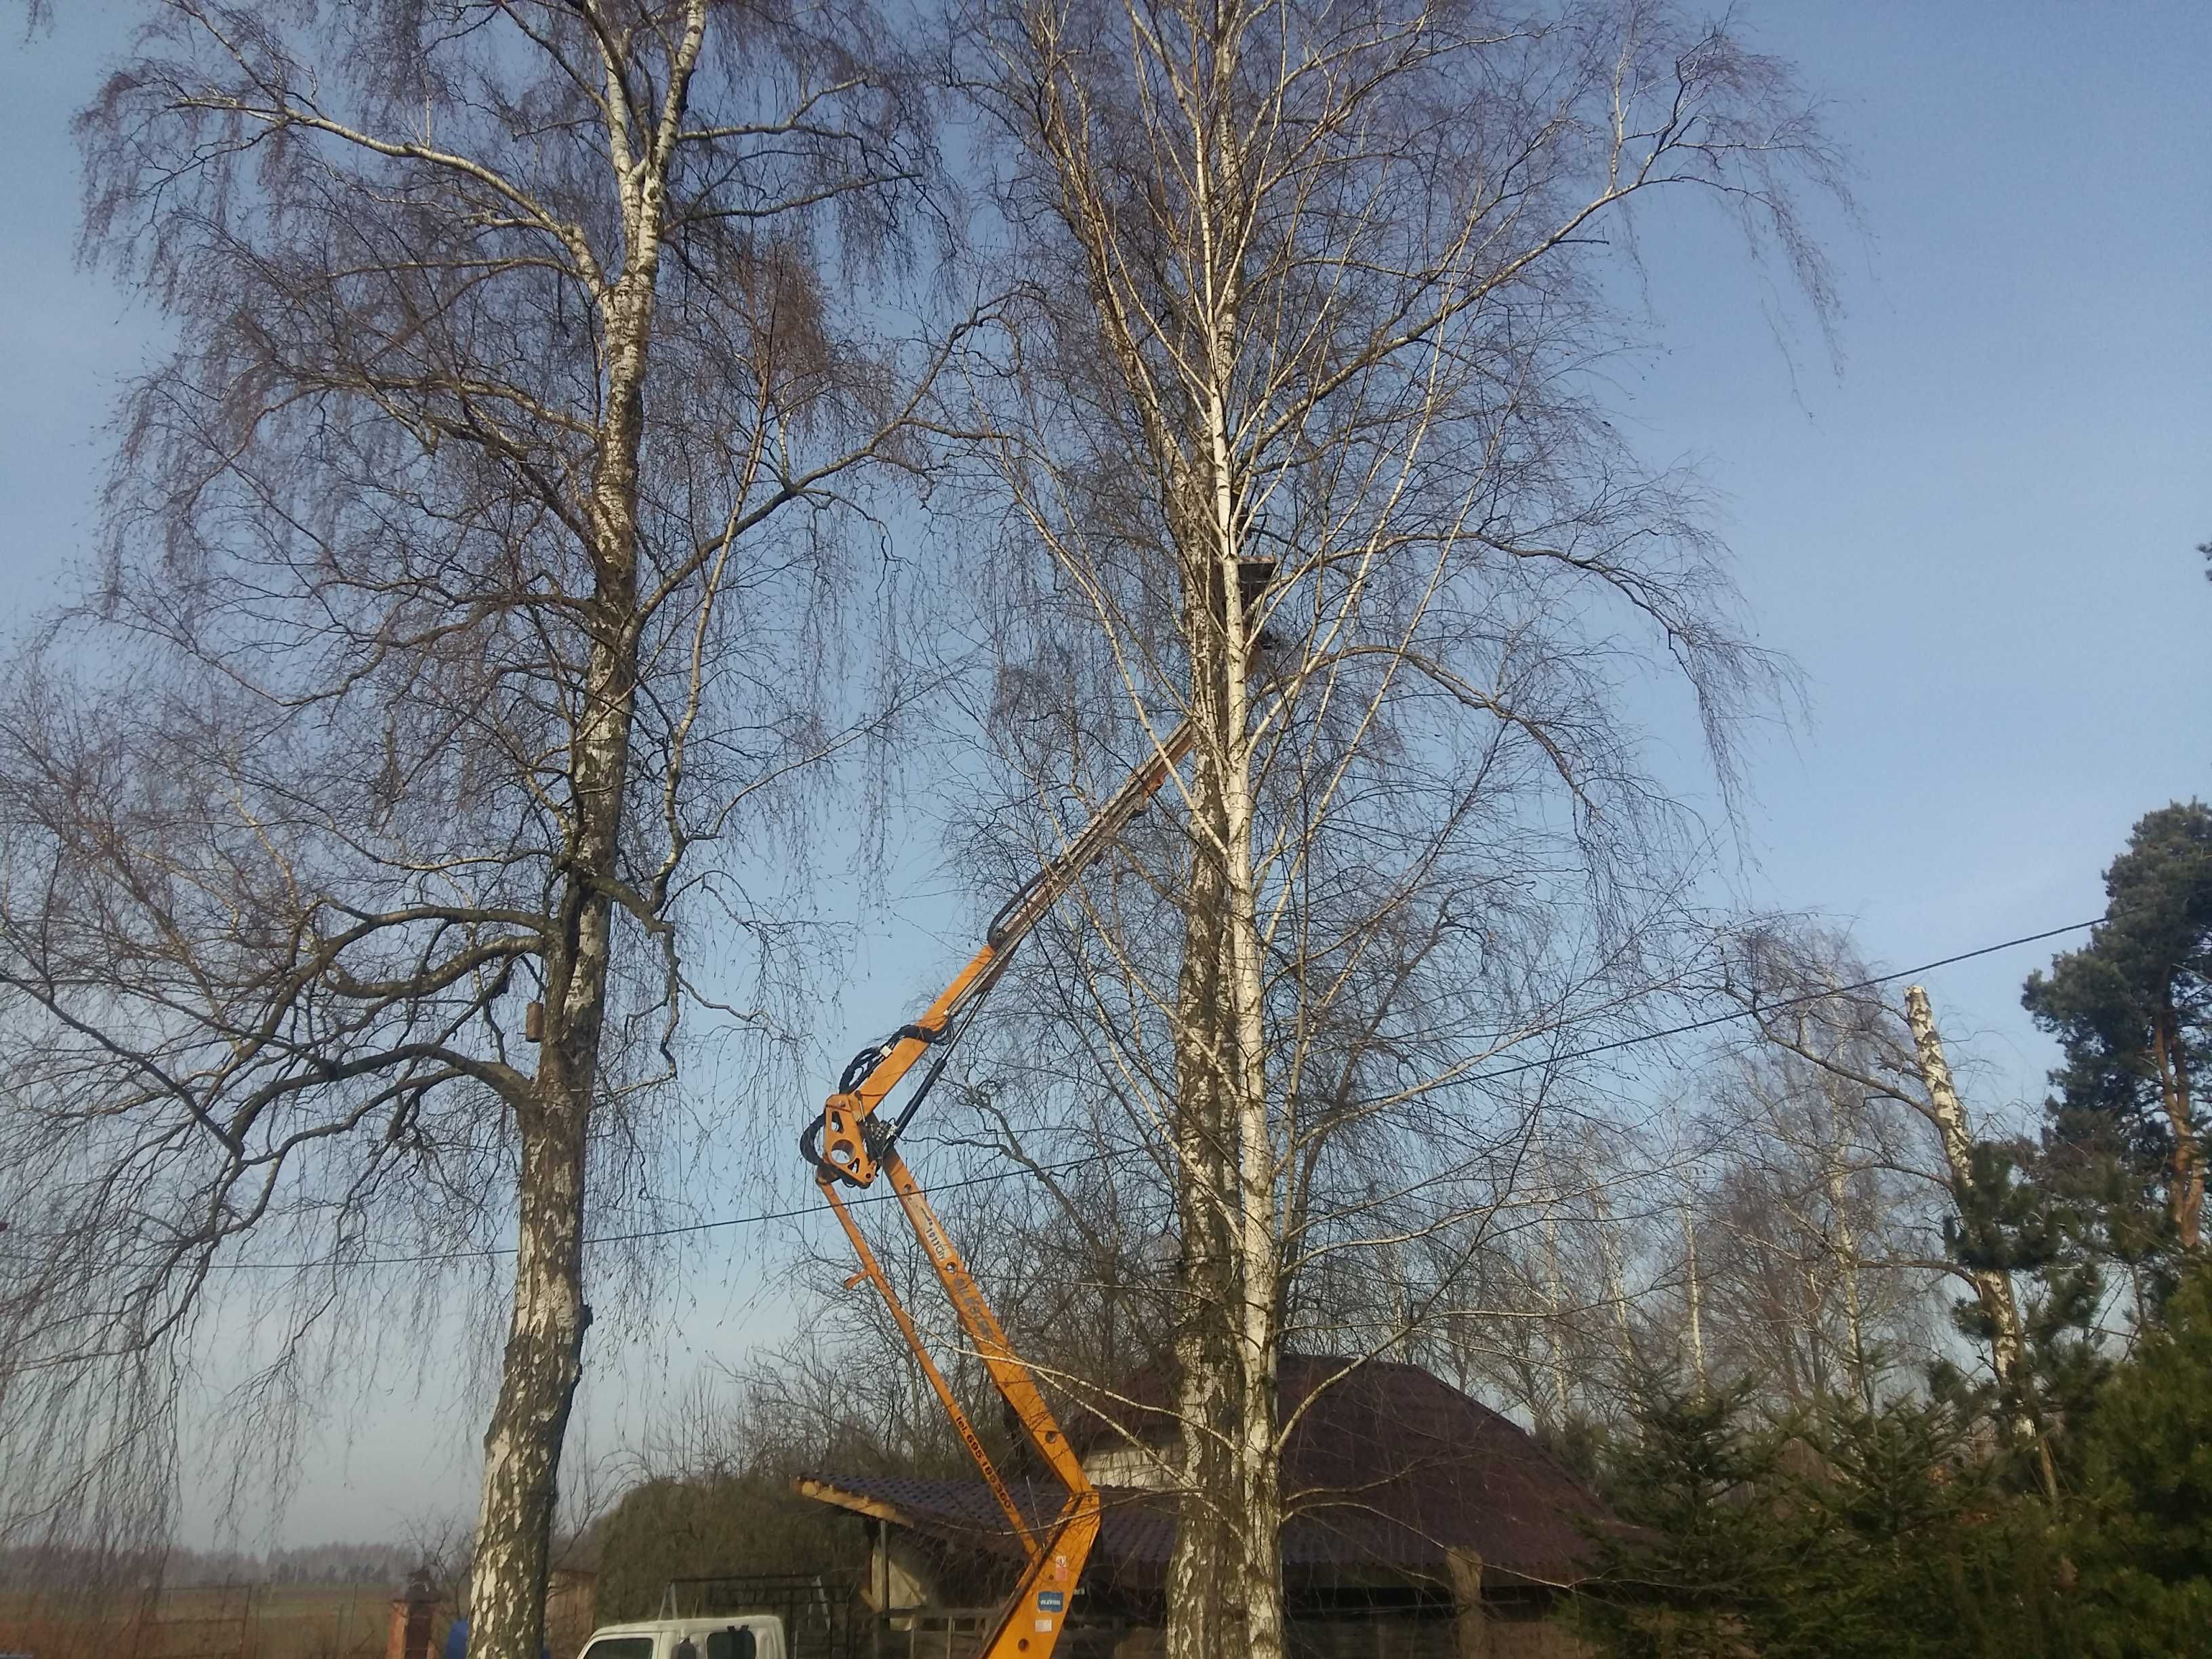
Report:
576,1615,786,1659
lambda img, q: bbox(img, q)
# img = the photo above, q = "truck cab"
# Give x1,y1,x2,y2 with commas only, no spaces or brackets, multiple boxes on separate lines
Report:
577,1616,787,1659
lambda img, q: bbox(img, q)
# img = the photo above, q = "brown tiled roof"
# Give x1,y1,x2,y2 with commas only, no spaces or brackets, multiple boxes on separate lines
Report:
798,1355,1612,1591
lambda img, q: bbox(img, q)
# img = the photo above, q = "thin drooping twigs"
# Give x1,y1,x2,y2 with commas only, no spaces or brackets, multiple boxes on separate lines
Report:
1,5,962,1655
905,1,1850,1653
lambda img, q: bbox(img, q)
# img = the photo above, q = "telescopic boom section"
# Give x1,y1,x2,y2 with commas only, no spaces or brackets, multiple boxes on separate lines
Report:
808,719,1195,1189
804,719,1195,1659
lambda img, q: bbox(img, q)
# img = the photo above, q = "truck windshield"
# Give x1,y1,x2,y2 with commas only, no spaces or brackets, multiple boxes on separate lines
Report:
583,1640,655,1659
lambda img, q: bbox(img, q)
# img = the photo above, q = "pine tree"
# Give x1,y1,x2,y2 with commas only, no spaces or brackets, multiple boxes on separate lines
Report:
2024,804,2212,1258
1935,1140,2109,1488
2072,1268,2212,1655
1579,1384,1788,1658
1753,1401,2081,1659
1579,1388,2086,1658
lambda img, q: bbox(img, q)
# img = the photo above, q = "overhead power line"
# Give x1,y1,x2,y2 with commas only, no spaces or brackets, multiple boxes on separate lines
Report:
1466,914,2105,1084
163,912,2104,1275
198,1147,1135,1274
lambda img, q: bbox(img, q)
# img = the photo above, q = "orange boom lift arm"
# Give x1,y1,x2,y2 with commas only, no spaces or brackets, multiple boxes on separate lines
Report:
802,719,1197,1659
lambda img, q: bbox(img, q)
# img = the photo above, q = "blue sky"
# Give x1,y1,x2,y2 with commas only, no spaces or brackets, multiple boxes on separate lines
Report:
3,2,2209,1544
1615,3,2212,1079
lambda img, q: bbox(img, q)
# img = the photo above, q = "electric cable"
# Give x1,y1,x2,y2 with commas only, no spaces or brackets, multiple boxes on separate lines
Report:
167,908,2108,1274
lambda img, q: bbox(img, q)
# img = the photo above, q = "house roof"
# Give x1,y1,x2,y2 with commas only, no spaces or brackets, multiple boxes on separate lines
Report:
797,1355,1612,1591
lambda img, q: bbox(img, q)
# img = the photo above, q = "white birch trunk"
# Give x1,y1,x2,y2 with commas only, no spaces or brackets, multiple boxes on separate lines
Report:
1679,1204,1707,1399
1902,985,2052,1497
1211,384,1286,1659
1902,988,2028,1393
1167,805,1235,1659
1822,1145,1873,1410
1592,1189,1637,1374
466,16,703,1656
1540,1195,1572,1427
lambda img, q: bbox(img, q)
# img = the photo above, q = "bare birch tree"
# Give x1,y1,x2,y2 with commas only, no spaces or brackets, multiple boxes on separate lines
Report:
920,5,1846,1656
1714,922,2054,1491
1684,1043,1936,1410
0,6,956,1656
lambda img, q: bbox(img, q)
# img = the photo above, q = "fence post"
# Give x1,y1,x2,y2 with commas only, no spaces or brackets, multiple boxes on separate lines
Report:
388,1574,439,1659
1444,1551,1488,1659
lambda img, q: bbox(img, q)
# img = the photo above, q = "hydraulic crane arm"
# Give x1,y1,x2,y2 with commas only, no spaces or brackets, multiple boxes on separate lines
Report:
802,718,1195,1659
806,717,1194,1189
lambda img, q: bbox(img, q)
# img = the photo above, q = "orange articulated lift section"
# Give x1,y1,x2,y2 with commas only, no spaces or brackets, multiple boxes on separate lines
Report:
804,720,1194,1659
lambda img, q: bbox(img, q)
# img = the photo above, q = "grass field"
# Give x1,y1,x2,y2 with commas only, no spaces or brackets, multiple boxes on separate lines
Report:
0,1582,407,1659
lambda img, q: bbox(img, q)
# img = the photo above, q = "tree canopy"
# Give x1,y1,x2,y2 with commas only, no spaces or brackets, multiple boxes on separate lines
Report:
2024,802,2212,1254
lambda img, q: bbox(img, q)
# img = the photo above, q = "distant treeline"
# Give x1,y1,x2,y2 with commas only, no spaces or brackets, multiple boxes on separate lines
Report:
0,1540,424,1593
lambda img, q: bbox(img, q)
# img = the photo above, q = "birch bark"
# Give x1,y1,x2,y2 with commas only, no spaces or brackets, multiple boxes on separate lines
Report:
1902,985,2052,1498
1820,1107,1875,1411
1167,744,1237,1659
466,21,695,1652
1217,577,1285,1659
1681,1205,1708,1399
